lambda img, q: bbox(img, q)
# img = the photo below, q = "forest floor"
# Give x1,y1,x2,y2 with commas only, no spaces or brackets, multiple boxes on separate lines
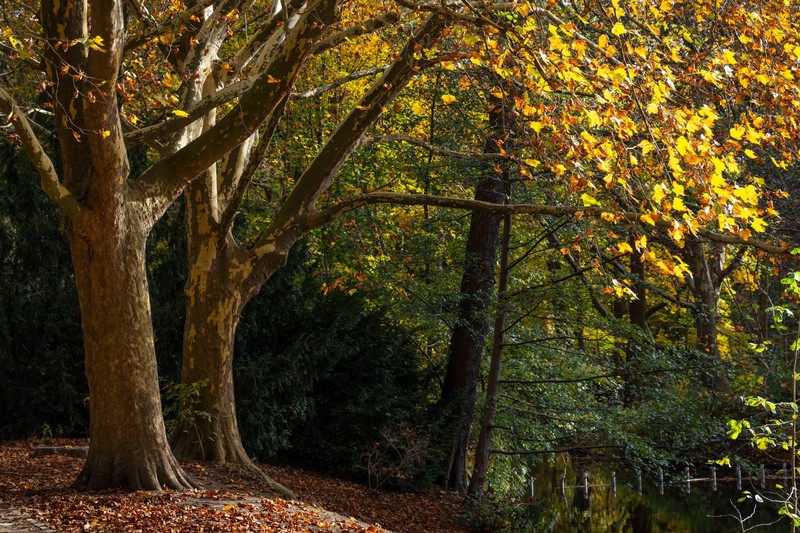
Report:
0,440,470,532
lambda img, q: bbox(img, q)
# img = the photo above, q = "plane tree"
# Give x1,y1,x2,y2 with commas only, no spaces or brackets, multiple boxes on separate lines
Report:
1,0,795,494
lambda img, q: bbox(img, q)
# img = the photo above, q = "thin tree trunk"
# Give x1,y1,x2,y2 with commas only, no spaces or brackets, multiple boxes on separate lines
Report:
440,94,509,493
467,213,511,498
686,237,729,392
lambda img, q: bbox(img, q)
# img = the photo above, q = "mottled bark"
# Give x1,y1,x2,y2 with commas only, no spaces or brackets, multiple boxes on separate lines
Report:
69,208,195,490
173,15,446,487
171,177,294,497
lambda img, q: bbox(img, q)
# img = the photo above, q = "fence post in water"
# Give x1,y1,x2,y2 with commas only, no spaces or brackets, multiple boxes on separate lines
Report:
760,464,765,490
711,466,717,492
527,476,535,503
736,464,742,491
636,468,642,495
583,472,589,499
685,466,691,494
658,468,664,495
611,471,617,497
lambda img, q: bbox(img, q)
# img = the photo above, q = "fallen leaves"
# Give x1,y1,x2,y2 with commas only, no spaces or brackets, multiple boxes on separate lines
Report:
0,441,467,532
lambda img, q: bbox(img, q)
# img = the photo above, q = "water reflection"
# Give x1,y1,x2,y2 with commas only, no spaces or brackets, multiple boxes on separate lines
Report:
519,458,792,532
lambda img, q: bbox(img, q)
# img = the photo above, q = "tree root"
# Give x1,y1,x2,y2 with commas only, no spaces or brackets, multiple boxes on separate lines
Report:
232,459,295,500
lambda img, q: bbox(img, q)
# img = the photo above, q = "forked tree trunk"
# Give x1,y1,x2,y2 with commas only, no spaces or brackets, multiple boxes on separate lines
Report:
69,209,195,491
467,213,511,498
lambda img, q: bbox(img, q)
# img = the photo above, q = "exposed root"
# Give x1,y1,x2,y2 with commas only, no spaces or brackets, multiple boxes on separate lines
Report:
233,459,296,500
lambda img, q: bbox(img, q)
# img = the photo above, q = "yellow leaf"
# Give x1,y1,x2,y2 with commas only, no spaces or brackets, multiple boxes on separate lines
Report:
441,94,457,105
598,34,608,49
586,110,602,128
672,197,687,211
411,102,425,115
266,74,280,83
172,109,190,117
100,129,111,138
611,22,627,36
744,148,757,159
580,193,602,207
529,121,544,133
638,139,655,155
751,217,767,232
617,242,633,254
676,136,690,156
652,184,666,204
88,35,105,52
635,235,647,250
729,125,745,140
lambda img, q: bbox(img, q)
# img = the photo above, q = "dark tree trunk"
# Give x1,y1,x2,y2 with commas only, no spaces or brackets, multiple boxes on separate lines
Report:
440,95,510,493
686,237,729,392
467,213,511,498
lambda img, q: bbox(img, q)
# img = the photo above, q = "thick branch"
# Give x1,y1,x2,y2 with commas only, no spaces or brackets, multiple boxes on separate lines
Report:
253,15,447,257
312,12,402,54
0,87,83,220
135,0,335,213
123,77,257,147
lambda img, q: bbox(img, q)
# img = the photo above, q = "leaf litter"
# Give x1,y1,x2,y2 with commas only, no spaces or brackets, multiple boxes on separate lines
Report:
0,441,467,532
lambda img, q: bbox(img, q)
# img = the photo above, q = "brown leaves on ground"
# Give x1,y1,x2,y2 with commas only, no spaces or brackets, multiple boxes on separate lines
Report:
0,441,468,532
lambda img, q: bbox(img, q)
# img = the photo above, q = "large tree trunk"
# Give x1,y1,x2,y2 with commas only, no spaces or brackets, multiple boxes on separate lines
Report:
171,281,248,464
171,180,294,497
69,209,195,491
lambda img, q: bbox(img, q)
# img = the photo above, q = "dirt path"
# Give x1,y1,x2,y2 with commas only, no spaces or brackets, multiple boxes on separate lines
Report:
0,499,55,532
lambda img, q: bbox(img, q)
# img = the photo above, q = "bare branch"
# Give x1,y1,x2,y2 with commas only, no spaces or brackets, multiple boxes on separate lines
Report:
308,192,790,254
291,65,389,100
361,134,512,161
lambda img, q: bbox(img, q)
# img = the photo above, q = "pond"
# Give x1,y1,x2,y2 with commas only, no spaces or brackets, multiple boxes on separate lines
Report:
515,457,795,532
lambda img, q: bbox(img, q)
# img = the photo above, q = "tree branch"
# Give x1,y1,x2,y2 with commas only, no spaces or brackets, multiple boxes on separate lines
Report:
307,191,792,254
123,77,257,147
291,65,389,100
0,87,83,220
361,133,513,161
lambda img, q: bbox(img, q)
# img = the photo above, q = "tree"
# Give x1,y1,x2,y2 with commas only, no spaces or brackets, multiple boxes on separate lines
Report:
0,0,341,490
2,0,793,493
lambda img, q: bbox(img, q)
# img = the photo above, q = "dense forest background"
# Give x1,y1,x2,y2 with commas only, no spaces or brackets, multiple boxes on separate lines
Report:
2,0,800,528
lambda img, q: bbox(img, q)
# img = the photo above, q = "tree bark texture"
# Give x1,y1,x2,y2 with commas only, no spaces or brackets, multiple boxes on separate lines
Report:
69,209,195,490
171,178,256,464
686,237,729,392
36,0,195,491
